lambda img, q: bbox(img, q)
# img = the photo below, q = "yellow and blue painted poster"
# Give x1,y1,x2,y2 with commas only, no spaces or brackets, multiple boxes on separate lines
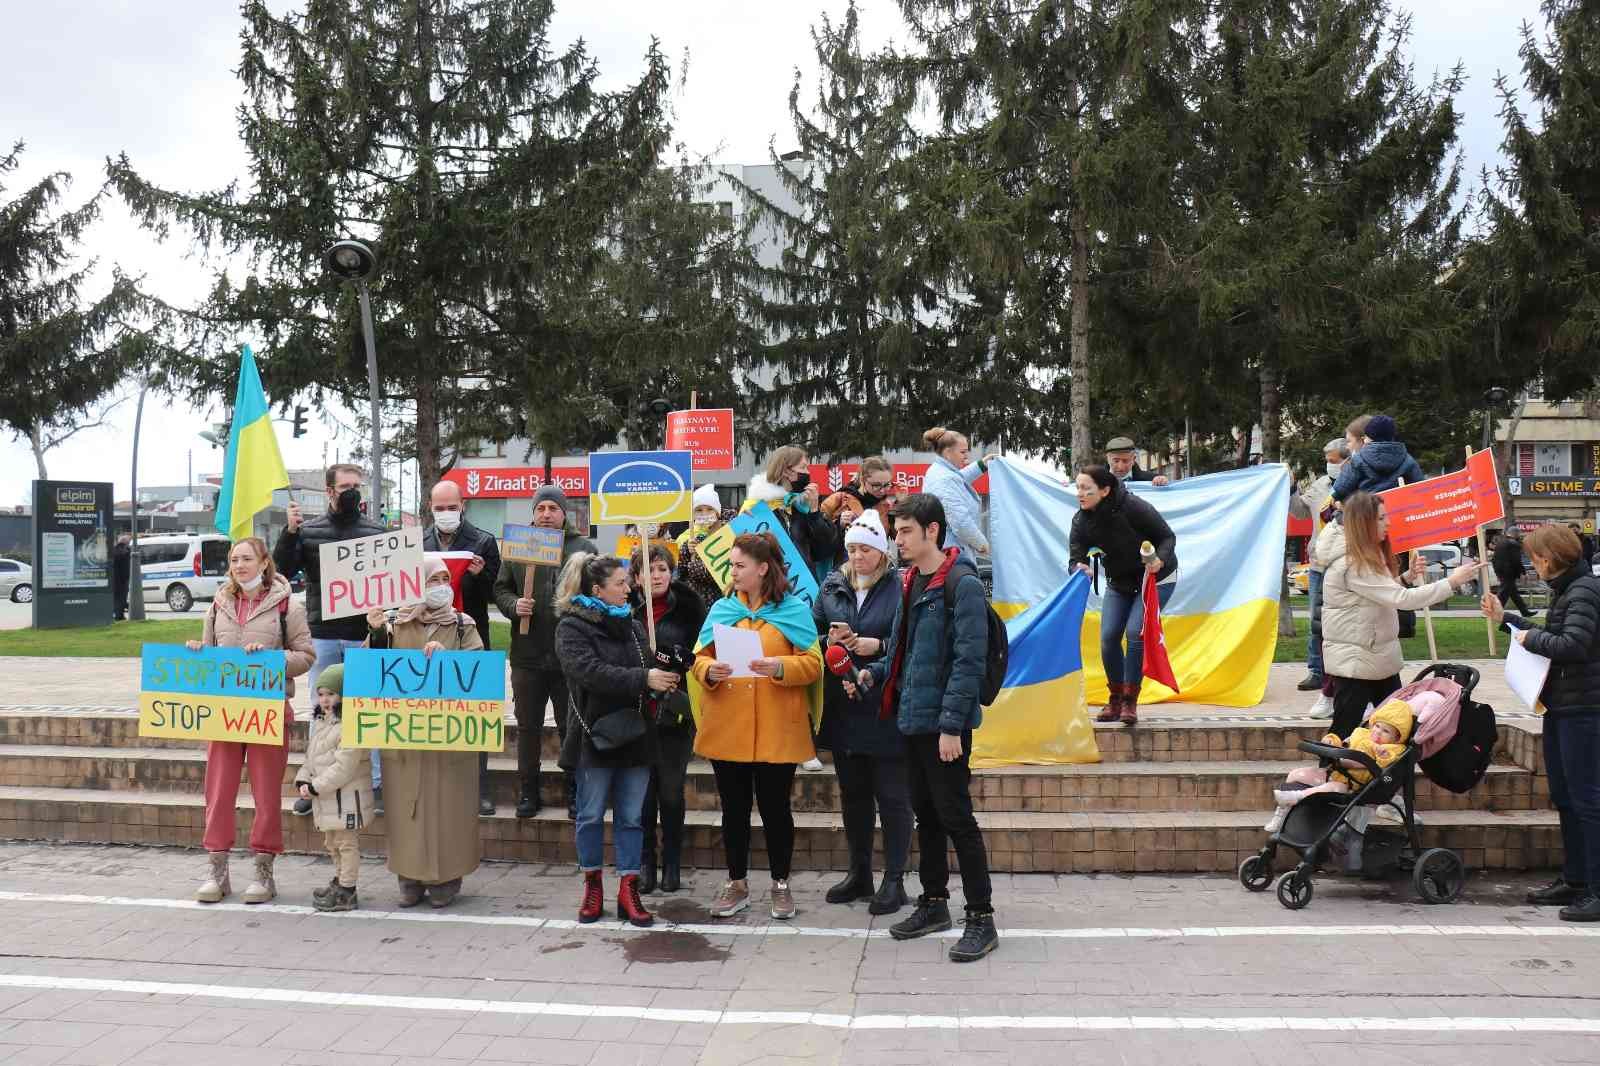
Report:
139,643,288,745
342,648,507,752
588,450,694,526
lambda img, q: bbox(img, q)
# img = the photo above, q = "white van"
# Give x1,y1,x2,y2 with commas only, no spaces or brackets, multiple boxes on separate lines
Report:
137,534,231,612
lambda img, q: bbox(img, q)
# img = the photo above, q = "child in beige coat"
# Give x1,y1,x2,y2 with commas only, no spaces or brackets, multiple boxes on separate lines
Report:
294,664,374,911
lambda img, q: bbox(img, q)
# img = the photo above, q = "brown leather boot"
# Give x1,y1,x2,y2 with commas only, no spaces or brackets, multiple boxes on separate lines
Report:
1096,682,1124,723
1120,683,1140,726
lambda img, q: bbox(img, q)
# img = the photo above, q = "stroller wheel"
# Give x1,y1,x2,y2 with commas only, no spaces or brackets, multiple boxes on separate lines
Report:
1276,868,1314,910
1413,847,1466,904
1238,855,1272,893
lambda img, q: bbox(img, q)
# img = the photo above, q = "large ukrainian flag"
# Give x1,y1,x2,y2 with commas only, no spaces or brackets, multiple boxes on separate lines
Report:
214,346,289,542
971,569,1099,767
988,459,1290,708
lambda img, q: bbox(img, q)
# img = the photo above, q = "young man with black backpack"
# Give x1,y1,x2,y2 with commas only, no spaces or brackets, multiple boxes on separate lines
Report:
853,492,998,962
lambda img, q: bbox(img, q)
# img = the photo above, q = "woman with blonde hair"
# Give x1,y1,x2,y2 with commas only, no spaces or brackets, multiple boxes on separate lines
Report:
1319,492,1483,738
744,445,838,582
184,537,315,904
919,427,994,559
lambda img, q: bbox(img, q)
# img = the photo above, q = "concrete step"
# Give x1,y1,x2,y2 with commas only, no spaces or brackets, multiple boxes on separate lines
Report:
0,784,1562,875
0,744,1542,815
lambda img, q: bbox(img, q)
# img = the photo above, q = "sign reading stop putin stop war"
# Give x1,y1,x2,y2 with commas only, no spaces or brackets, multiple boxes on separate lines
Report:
341,647,507,752
1378,449,1505,554
319,528,425,620
139,643,288,744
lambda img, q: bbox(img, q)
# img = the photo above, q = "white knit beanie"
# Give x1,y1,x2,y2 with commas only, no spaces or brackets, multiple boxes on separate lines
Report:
692,484,720,511
844,508,889,555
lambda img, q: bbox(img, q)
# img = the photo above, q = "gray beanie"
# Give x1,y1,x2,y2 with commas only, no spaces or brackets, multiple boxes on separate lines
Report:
533,483,568,509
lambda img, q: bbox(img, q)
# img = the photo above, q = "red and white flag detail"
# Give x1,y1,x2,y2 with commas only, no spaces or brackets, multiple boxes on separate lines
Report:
1142,569,1179,693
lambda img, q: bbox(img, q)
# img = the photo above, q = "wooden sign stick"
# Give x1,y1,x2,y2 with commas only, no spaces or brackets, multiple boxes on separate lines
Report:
1397,477,1440,663
641,525,658,653
1469,446,1498,657
519,565,534,637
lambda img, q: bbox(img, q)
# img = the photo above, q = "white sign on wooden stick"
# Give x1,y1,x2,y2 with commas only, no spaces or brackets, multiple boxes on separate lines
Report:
319,528,426,620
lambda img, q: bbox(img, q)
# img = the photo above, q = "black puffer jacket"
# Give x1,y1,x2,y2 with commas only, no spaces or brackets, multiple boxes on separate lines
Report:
272,508,389,639
812,565,905,759
1503,565,1600,716
631,579,706,735
555,600,657,769
1069,479,1177,595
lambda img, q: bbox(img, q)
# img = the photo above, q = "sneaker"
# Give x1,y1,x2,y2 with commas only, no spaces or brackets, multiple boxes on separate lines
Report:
1296,674,1324,691
1309,693,1334,719
889,896,953,941
710,879,750,918
1559,894,1600,922
770,881,797,920
1527,878,1586,906
1262,808,1287,834
800,757,825,772
949,911,999,963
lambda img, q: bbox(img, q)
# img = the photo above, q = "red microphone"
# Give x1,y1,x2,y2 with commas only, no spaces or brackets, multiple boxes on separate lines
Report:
825,643,853,677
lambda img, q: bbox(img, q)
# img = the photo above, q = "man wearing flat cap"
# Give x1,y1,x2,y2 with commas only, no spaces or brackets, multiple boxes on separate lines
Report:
1105,437,1169,487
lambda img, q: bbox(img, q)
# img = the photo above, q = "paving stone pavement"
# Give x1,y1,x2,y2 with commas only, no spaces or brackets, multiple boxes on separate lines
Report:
0,842,1595,1064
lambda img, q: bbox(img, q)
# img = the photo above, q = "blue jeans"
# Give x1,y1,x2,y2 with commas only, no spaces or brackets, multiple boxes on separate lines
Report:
1545,715,1600,890
1306,569,1326,680
311,637,381,788
576,764,650,875
1100,581,1175,688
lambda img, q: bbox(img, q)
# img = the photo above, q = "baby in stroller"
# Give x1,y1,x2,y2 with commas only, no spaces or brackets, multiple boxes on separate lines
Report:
1262,695,1438,833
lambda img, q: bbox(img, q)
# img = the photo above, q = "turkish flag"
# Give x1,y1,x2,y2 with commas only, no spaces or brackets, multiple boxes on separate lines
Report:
1142,569,1179,693
437,551,475,611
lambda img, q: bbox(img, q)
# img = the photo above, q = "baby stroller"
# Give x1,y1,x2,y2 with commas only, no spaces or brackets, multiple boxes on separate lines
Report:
1238,664,1498,910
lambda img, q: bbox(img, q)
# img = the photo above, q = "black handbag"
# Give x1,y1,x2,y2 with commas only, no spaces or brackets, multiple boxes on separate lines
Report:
574,698,648,752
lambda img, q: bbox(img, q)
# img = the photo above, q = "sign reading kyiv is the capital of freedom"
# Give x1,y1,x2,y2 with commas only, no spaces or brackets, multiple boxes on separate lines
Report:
319,528,425,620
588,450,694,525
341,648,507,752
139,644,288,744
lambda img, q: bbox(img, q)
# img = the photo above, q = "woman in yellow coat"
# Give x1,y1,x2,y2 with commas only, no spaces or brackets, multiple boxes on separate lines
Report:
690,532,823,921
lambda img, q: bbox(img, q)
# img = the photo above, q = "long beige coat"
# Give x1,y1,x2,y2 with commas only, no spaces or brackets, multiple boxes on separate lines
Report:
201,575,316,696
370,611,485,885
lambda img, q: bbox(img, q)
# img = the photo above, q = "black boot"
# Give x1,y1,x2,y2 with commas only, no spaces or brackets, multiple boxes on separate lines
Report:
478,752,495,816
564,772,577,821
639,839,658,895
889,896,952,940
515,784,540,819
949,908,999,962
867,873,908,916
825,866,874,905
1527,877,1586,906
659,810,684,893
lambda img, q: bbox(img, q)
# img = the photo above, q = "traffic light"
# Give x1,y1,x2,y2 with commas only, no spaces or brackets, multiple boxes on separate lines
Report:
292,405,309,438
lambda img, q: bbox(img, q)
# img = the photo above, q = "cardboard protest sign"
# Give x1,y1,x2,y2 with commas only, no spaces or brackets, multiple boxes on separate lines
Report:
699,502,821,610
501,524,565,566
588,450,694,525
341,647,507,752
319,528,425,620
139,643,288,744
665,409,735,471
1379,449,1504,554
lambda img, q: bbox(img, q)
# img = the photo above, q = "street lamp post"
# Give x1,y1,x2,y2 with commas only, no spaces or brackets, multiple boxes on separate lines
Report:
1482,386,1510,452
127,380,148,622
322,240,384,519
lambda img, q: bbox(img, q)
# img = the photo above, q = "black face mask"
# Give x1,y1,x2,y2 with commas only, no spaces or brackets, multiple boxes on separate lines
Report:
790,471,811,492
334,487,362,518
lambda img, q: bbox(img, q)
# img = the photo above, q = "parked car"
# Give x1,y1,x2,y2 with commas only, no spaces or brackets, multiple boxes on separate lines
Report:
0,558,32,603
1288,563,1310,595
135,534,230,612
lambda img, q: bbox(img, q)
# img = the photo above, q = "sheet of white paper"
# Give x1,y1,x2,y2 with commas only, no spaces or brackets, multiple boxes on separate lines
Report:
1504,623,1552,714
712,623,764,678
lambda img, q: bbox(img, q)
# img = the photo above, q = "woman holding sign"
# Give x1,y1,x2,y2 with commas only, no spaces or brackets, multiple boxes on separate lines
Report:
187,537,314,905
555,553,680,926
366,554,484,908
689,532,824,920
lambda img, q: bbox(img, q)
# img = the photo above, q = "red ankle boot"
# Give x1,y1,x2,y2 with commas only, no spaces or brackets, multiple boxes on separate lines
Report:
1120,684,1140,726
1096,682,1124,723
618,873,654,928
579,870,604,924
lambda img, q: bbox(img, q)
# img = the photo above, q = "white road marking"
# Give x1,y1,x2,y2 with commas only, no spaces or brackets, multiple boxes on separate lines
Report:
0,973,1592,1033
0,888,1591,942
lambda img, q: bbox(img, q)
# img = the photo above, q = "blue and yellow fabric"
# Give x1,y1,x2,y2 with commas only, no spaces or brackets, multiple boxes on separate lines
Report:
972,569,1099,767
988,459,1290,708
214,345,289,542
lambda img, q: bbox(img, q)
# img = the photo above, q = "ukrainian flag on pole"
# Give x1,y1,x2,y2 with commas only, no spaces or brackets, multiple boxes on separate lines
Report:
214,345,289,542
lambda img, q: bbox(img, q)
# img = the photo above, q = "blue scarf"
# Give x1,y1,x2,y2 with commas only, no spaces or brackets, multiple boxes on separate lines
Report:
695,591,819,657
575,594,632,620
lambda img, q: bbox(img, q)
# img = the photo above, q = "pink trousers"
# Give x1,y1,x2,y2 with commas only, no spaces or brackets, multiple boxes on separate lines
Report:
201,704,293,854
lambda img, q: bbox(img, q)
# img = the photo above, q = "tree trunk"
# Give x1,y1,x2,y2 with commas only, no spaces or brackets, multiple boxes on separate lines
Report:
1068,199,1092,466
28,423,47,480
1259,361,1281,462
410,2,443,490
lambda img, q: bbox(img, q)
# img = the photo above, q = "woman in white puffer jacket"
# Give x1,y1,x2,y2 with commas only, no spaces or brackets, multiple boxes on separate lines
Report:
1319,492,1484,739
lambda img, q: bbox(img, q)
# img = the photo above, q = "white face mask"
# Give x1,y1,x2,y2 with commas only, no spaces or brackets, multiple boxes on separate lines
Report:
433,509,461,533
424,585,454,609
237,573,263,593
1326,463,1342,478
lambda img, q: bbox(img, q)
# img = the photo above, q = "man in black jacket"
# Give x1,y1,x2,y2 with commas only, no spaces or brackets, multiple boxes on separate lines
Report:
111,534,131,620
494,483,596,819
273,463,389,811
1493,528,1535,616
424,478,502,815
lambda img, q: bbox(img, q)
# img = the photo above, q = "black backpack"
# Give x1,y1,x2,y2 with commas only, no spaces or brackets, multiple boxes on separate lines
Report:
1419,696,1498,793
943,573,1009,707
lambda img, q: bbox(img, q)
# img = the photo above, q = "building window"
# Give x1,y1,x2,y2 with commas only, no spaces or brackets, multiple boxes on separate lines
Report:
461,439,505,460
1534,443,1571,477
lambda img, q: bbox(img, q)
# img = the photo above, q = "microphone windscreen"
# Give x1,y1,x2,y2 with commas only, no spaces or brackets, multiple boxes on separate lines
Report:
824,643,853,677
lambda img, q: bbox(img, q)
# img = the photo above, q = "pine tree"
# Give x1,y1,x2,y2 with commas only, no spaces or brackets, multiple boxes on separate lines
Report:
107,0,688,486
0,143,140,478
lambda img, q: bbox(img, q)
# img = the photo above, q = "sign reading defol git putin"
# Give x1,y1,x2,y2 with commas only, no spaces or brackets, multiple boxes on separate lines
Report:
319,528,426,620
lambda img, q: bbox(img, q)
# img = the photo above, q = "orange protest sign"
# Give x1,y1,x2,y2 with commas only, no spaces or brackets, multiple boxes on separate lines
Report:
665,408,735,471
1378,449,1504,554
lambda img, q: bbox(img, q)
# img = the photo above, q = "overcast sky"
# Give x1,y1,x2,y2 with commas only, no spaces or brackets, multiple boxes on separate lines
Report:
0,0,1547,509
